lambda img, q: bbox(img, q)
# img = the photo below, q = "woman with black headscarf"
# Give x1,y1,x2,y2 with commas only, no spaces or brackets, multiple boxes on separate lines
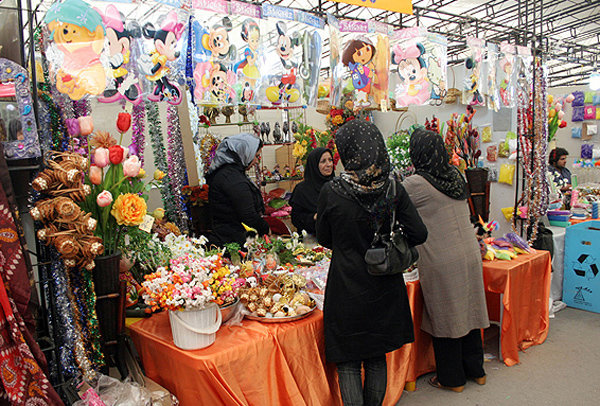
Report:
403,128,489,393
316,120,427,406
290,147,334,235
206,133,269,247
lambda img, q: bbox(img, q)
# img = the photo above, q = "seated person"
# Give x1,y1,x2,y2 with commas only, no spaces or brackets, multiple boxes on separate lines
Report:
290,148,334,235
548,147,571,192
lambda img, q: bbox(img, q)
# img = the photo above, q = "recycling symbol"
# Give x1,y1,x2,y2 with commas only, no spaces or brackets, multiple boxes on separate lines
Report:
571,254,599,281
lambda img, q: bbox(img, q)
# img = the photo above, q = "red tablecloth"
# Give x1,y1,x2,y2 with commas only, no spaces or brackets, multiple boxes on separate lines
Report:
129,281,435,406
482,250,552,366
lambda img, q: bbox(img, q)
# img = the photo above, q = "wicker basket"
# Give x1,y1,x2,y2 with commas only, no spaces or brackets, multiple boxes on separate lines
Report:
316,99,331,115
444,66,460,104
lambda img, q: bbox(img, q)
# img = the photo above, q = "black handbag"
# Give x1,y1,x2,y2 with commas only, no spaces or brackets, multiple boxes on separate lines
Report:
364,179,419,276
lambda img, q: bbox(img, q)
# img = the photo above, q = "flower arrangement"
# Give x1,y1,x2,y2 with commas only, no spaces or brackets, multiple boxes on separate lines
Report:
547,94,569,142
182,184,209,206
291,121,339,167
79,114,163,255
163,233,208,258
142,253,239,311
386,129,415,179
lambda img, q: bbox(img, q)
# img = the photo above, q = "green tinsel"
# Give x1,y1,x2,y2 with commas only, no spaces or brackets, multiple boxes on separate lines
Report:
146,103,178,222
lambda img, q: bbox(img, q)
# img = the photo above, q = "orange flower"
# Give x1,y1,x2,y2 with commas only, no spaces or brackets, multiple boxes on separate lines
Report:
111,193,147,226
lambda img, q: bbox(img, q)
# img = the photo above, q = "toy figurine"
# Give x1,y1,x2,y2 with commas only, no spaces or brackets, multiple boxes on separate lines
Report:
273,122,282,143
239,105,249,122
260,122,271,143
271,164,281,180
282,121,289,141
221,105,235,123
283,165,291,178
291,121,298,134
293,163,304,178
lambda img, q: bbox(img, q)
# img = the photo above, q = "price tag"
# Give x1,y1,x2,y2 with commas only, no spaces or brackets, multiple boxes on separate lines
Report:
139,215,155,233
380,99,388,112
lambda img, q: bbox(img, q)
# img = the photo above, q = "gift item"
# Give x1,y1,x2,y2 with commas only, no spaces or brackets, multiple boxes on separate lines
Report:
499,163,515,185
498,41,516,108
582,123,597,140
481,126,492,142
571,91,585,106
572,127,582,138
486,145,498,162
593,95,600,106
584,91,594,104
584,106,597,120
572,106,585,122
581,144,593,159
461,37,485,106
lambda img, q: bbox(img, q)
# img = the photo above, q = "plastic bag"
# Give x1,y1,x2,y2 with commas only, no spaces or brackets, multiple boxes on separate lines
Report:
74,375,152,406
498,41,516,108
499,163,515,185
462,37,485,106
485,43,501,111
481,126,492,143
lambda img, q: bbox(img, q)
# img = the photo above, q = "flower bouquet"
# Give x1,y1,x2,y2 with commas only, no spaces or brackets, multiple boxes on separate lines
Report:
291,122,339,166
182,184,209,206
387,130,415,180
78,114,163,255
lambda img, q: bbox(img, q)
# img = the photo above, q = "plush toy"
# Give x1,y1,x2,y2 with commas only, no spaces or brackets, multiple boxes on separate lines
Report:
44,0,106,100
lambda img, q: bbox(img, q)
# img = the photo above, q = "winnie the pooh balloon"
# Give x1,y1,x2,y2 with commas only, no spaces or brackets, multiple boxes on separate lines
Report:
44,0,106,100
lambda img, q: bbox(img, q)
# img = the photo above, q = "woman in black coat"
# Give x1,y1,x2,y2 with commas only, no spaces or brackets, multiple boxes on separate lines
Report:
206,133,269,247
317,120,427,406
290,147,334,235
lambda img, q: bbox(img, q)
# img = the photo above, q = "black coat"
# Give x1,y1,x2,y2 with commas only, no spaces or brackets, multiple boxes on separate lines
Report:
290,181,318,234
316,181,428,363
207,162,269,246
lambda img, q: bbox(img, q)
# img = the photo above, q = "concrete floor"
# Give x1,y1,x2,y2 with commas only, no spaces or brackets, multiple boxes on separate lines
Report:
397,307,600,405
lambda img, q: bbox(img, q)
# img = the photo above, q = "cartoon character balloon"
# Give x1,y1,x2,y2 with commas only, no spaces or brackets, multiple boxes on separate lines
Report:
234,19,261,103
342,37,376,107
138,10,184,105
392,42,430,106
265,21,301,105
98,5,142,105
43,0,106,100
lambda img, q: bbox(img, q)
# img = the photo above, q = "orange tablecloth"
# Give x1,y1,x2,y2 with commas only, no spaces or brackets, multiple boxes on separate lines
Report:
129,281,435,406
482,250,552,366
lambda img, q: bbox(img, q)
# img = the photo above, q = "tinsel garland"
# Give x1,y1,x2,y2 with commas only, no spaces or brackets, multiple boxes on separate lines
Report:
167,105,190,232
131,100,146,165
66,269,105,372
37,99,53,152
146,102,178,222
186,16,196,105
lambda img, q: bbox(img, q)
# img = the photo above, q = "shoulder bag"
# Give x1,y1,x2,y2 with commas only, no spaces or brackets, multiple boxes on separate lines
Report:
364,179,419,276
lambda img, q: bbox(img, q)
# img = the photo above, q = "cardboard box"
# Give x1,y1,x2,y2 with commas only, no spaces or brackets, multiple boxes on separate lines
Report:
563,220,600,313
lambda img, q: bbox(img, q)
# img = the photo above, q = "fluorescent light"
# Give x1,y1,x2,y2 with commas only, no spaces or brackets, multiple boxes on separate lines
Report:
590,72,600,91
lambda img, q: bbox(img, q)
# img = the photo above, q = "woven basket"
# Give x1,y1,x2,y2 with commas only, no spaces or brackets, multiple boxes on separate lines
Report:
316,100,331,115
444,66,460,104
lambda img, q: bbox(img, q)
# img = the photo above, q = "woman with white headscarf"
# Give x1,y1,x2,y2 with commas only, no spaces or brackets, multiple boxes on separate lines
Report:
206,133,269,246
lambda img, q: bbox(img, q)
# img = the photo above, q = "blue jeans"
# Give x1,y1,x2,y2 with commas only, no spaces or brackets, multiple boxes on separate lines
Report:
337,355,387,406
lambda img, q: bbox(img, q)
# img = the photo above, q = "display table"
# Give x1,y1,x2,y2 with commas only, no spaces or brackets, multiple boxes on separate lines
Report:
482,250,552,366
129,281,435,406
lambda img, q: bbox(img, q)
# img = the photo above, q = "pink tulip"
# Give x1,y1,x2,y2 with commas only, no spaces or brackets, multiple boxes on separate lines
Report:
565,94,575,103
96,190,113,207
78,116,94,136
89,165,103,185
555,103,562,111
94,147,110,168
122,155,141,177
558,110,565,120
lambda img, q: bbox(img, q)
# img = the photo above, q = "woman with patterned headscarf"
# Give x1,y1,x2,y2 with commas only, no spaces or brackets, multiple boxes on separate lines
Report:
316,120,427,405
206,133,269,246
403,128,489,393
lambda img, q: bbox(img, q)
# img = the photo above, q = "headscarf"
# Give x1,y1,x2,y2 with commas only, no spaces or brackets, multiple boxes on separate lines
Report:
207,133,260,175
331,119,391,210
409,128,468,200
290,148,334,212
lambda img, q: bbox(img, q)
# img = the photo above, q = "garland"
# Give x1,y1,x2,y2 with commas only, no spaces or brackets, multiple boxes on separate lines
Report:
146,102,178,222
166,105,190,232
131,100,146,165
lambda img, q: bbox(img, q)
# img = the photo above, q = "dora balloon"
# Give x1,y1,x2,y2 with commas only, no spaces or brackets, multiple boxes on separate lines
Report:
43,0,106,100
140,10,184,105
99,5,142,105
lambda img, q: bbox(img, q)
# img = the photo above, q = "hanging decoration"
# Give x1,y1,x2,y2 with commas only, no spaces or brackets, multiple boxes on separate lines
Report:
136,8,186,105
130,100,146,164
486,43,501,112
97,4,143,105
327,13,343,108
498,41,516,108
191,1,238,105
340,19,390,110
43,0,107,100
166,105,190,232
462,37,485,106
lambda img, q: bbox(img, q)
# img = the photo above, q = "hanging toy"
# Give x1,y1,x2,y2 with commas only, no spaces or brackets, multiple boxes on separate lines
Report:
139,10,184,105
43,0,106,100
299,30,322,106
266,22,301,105
194,61,236,105
234,18,260,103
392,42,430,107
342,37,376,108
98,5,142,105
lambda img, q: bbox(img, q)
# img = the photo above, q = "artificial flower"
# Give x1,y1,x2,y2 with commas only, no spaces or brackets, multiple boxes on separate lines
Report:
123,155,142,178
565,94,575,103
154,170,166,181
65,118,80,137
78,116,94,136
89,164,103,185
97,190,113,207
117,112,132,133
559,120,567,128
109,145,125,165
94,147,110,168
558,111,565,120
111,193,147,226
152,208,165,220
137,168,146,179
